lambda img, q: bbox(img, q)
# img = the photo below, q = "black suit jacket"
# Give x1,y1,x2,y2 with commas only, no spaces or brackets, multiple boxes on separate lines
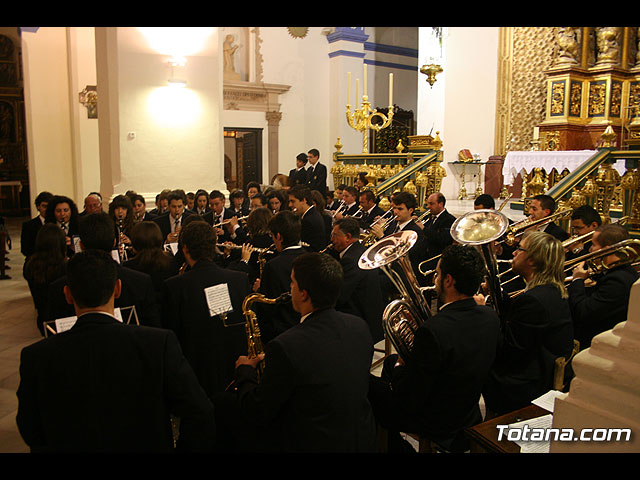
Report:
369,298,500,448
422,209,456,261
334,242,385,343
258,246,307,342
16,312,215,452
306,162,327,194
162,260,250,399
359,205,385,230
289,167,308,187
20,216,44,259
568,264,639,349
483,284,574,414
45,263,162,328
544,221,570,241
300,206,328,252
153,211,194,242
230,308,377,452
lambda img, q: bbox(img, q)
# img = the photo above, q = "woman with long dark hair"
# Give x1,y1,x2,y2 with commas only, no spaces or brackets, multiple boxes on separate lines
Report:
23,224,68,336
108,194,135,262
123,221,179,302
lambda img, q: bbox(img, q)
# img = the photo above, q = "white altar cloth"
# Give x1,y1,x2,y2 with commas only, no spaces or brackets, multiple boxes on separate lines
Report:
502,150,626,185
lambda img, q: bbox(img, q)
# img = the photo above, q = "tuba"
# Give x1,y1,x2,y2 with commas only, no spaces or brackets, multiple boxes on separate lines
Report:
359,231,433,361
449,209,510,319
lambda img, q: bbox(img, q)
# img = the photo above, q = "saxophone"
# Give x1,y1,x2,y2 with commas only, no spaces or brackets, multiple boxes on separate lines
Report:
241,292,291,381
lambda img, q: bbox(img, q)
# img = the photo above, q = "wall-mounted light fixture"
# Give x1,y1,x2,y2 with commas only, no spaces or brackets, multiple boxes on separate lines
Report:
167,56,187,88
79,85,98,118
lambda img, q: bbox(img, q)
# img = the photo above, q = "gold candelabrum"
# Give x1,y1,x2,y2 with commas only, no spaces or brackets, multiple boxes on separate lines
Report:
345,66,394,154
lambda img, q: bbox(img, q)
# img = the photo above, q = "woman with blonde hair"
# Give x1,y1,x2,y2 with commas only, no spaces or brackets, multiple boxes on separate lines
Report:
481,230,574,415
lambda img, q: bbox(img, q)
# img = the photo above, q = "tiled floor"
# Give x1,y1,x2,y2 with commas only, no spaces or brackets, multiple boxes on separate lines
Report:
0,216,42,453
0,199,524,453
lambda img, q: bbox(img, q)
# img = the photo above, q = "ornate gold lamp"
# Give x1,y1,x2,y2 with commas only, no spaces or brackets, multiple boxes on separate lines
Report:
420,62,443,87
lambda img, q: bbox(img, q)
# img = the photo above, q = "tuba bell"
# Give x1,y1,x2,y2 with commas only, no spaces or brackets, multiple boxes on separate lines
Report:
449,209,510,319
359,230,433,361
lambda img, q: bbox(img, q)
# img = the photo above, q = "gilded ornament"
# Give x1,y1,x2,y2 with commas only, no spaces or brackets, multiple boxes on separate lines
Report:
287,28,309,39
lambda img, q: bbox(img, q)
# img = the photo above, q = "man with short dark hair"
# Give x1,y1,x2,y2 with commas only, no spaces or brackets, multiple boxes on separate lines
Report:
45,212,161,328
306,148,327,194
220,252,376,452
21,191,53,259
257,210,306,342
368,245,500,452
332,185,360,220
163,220,250,400
419,192,456,269
288,185,327,252
529,194,570,241
153,190,193,244
205,190,235,242
568,223,638,349
330,217,385,343
289,153,309,187
473,193,495,210
566,205,602,260
370,191,426,283
358,189,384,229
17,249,215,453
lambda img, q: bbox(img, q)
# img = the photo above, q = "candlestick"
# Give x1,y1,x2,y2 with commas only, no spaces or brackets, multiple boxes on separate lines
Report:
355,78,359,109
389,73,393,106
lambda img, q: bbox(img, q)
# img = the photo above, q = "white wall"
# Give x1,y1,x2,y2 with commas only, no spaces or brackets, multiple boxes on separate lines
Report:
418,27,500,201
259,27,332,179
22,27,76,210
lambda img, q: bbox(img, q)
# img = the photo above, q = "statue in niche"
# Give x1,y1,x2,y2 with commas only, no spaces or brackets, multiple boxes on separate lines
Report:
223,34,242,81
636,27,640,67
554,27,581,67
595,27,622,66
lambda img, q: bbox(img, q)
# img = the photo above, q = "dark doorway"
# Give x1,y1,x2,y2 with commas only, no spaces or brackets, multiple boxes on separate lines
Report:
223,128,262,192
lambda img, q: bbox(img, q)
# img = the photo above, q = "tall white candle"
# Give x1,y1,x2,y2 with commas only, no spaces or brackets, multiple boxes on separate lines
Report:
347,72,351,106
389,73,393,106
363,64,367,97
356,78,359,108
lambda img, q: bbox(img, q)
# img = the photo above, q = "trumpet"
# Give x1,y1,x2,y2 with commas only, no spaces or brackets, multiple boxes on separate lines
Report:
416,209,432,226
360,209,396,247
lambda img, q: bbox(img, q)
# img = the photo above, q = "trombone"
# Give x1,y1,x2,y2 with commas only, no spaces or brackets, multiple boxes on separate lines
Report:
497,208,573,247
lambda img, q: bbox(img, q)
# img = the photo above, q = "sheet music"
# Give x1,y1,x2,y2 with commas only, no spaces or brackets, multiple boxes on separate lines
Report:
509,414,553,453
532,390,567,413
204,283,233,317
167,242,179,255
55,308,124,333
111,249,120,264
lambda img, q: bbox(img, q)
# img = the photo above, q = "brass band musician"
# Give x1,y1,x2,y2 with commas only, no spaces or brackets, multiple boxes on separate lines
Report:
480,230,574,415
368,245,500,452
568,223,639,349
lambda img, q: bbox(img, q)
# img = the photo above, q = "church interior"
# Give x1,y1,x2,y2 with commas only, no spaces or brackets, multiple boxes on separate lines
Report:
1,26,640,454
